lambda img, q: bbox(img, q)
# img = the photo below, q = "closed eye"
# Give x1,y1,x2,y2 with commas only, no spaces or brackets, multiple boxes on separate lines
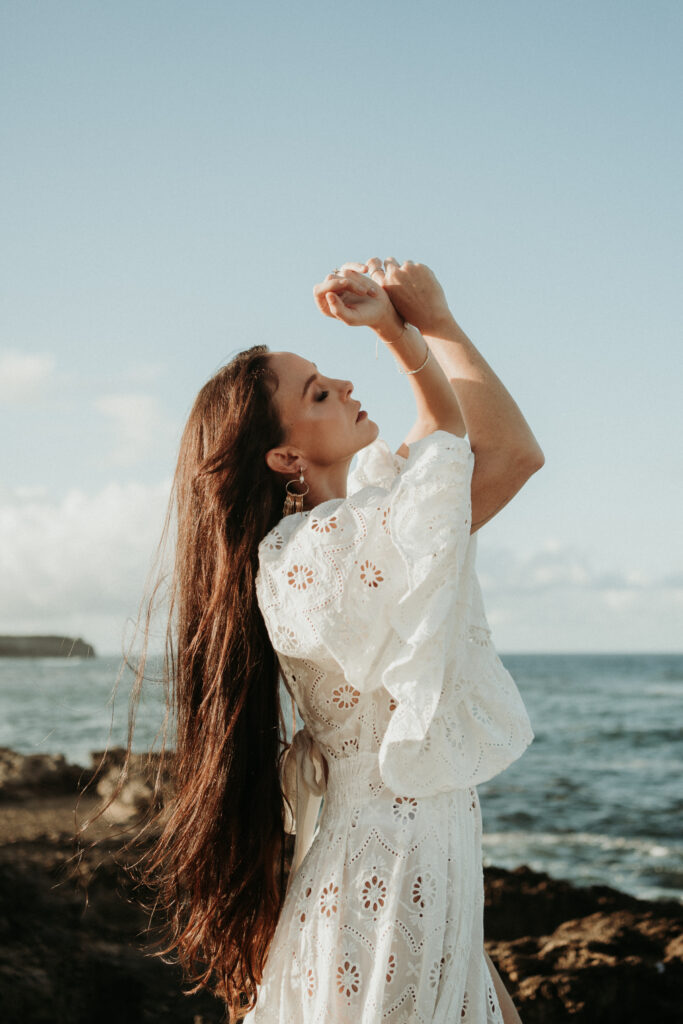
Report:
316,390,329,402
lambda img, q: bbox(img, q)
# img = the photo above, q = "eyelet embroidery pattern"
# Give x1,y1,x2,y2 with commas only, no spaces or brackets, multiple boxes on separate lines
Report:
336,957,361,1001
359,559,384,588
286,563,315,590
294,885,312,928
319,883,339,917
411,871,438,915
487,982,498,1013
392,796,418,826
468,623,491,647
273,624,297,652
310,513,339,533
331,683,361,710
250,432,534,1021
360,872,387,913
262,530,284,551
429,955,447,989
471,701,495,728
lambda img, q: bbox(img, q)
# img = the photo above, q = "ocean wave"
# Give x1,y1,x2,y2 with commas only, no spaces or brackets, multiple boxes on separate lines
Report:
483,830,680,856
481,829,683,902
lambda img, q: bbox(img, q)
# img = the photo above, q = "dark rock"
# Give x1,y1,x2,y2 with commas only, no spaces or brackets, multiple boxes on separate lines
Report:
0,749,681,1022
91,747,175,824
0,749,94,802
0,835,227,1023
483,864,682,1023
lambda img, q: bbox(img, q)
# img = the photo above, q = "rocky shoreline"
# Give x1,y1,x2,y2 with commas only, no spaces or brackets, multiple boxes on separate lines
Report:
0,748,680,1023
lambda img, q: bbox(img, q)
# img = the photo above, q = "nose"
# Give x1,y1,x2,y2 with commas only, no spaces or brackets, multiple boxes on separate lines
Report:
341,379,353,399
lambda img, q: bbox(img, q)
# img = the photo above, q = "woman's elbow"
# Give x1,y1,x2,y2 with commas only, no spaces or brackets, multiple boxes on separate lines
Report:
507,445,545,491
521,444,545,476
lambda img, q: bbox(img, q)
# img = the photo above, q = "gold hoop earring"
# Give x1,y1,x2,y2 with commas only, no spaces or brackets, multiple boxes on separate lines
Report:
282,466,309,516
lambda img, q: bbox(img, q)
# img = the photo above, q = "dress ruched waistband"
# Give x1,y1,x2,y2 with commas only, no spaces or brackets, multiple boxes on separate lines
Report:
322,752,387,813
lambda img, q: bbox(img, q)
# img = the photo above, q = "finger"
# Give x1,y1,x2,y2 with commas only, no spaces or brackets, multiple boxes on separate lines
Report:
321,278,376,301
326,292,342,316
384,257,401,273
313,279,338,309
383,257,401,281
314,273,365,295
366,257,385,280
314,290,336,318
326,292,361,324
338,261,368,273
331,268,376,296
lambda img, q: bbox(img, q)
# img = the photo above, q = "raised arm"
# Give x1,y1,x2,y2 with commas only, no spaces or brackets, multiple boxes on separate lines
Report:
371,258,545,532
314,260,544,532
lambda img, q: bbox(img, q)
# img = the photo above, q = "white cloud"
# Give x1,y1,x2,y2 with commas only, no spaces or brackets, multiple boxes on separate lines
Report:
0,479,172,654
477,541,683,652
0,494,680,655
94,393,178,467
478,540,676,594
0,350,56,403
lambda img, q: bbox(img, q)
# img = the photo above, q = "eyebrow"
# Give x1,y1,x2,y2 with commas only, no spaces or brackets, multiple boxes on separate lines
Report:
301,363,318,399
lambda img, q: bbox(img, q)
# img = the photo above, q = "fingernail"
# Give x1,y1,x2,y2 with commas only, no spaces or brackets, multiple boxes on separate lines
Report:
368,286,378,296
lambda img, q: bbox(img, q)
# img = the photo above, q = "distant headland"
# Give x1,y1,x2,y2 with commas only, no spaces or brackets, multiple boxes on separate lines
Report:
0,635,96,658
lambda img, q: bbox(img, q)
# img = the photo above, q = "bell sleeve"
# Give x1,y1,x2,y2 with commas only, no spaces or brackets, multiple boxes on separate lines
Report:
256,429,533,796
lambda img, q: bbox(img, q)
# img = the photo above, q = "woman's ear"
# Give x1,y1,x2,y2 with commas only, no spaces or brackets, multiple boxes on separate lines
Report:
265,446,303,478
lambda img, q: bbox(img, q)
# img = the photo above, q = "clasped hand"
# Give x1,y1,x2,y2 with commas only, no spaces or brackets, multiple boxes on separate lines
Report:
312,258,452,338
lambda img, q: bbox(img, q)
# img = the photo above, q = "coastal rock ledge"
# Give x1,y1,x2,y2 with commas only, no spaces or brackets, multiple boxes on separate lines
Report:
0,634,95,658
0,747,680,1023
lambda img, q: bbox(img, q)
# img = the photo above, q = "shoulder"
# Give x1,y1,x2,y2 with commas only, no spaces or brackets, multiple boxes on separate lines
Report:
347,436,405,494
349,430,472,492
258,488,386,570
257,430,474,582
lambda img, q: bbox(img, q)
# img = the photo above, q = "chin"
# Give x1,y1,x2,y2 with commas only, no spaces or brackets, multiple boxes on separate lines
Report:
362,419,379,441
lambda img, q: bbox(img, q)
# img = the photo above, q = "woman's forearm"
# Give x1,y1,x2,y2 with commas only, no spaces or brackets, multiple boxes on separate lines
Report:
374,320,467,437
423,314,544,467
375,313,543,472
375,313,544,530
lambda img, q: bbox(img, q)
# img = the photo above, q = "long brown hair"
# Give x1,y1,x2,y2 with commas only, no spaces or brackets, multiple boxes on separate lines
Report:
94,345,293,1014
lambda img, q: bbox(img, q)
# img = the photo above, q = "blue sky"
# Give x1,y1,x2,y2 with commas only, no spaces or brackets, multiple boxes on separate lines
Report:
1,1,681,652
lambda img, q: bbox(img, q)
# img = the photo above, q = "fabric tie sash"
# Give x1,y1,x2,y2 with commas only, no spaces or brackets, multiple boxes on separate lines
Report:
280,727,327,896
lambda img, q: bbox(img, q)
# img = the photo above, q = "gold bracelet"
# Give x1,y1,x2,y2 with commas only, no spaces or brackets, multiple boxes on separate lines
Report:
383,322,408,345
376,321,406,359
398,339,431,375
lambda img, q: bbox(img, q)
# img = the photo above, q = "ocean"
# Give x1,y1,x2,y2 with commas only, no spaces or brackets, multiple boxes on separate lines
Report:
0,652,681,904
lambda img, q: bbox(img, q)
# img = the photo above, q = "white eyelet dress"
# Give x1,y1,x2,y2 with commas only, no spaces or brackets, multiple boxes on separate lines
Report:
245,430,534,1024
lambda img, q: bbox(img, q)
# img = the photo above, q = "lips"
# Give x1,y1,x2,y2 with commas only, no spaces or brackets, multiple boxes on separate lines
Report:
356,408,367,422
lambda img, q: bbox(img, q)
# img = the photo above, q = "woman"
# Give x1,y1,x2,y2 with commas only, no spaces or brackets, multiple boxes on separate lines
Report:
127,258,543,1022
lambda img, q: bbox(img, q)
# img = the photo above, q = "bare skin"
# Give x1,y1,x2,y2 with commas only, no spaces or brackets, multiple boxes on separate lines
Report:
264,271,395,506
268,259,543,539
314,259,544,533
264,349,381,509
